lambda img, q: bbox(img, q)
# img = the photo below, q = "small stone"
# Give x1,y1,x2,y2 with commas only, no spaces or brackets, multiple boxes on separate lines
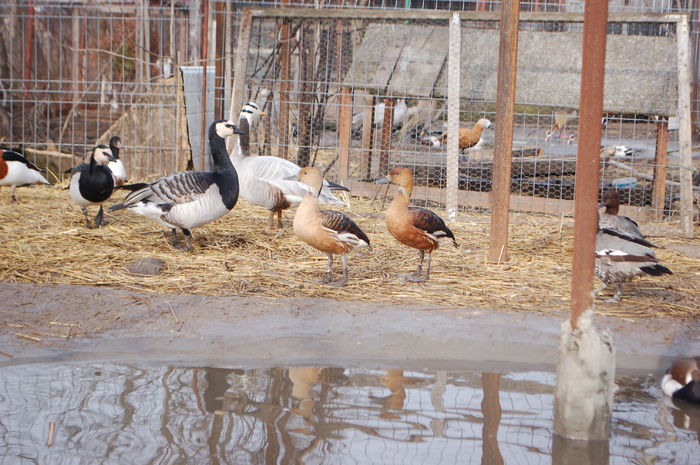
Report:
125,257,165,276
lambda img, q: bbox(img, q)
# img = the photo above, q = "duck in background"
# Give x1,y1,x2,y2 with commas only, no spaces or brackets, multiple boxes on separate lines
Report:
108,135,127,186
377,167,457,282
595,189,672,302
69,144,116,228
292,166,370,286
431,118,494,152
230,102,349,229
0,149,50,201
110,120,244,251
662,357,700,404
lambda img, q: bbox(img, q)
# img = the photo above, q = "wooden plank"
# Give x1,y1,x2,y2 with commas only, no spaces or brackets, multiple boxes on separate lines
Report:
651,120,668,214
214,0,226,119
387,26,449,97
337,87,352,183
488,1,519,263
360,94,375,180
677,14,695,238
227,8,252,152
247,7,682,24
378,98,394,178
445,13,461,221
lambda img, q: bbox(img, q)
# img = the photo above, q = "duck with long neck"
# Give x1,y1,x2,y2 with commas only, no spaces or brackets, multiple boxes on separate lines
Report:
231,102,349,230
293,166,370,286
108,135,127,186
378,167,457,282
110,120,244,251
69,145,116,228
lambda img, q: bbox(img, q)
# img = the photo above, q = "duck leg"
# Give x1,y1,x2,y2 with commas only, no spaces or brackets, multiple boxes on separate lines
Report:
94,205,105,228
10,186,17,202
329,254,349,287
319,253,334,284
81,207,94,228
181,229,194,251
605,283,624,303
277,210,284,229
168,228,180,248
267,211,276,230
402,250,427,282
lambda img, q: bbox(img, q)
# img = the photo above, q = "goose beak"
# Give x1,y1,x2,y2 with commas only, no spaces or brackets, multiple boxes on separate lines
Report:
375,176,390,185
259,111,267,117
107,154,117,162
231,124,246,135
283,174,297,181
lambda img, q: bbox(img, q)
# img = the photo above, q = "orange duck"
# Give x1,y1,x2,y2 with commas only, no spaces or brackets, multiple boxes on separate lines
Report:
293,166,370,286
377,168,457,282
437,118,493,151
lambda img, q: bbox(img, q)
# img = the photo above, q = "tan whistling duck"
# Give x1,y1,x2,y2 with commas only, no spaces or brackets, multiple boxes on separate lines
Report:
595,190,672,302
0,149,50,201
377,168,457,282
662,357,700,403
292,166,370,286
438,118,493,152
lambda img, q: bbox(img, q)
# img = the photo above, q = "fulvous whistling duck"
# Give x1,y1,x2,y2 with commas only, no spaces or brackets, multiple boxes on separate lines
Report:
108,135,127,186
110,120,245,251
662,357,700,403
69,145,116,228
293,166,370,286
437,118,493,151
231,102,349,229
0,149,49,201
377,167,457,282
595,190,672,302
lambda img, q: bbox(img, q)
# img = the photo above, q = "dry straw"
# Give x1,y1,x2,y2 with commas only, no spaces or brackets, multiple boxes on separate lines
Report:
1,184,698,321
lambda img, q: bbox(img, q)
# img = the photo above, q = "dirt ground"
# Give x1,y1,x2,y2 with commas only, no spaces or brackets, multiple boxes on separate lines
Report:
1,185,698,372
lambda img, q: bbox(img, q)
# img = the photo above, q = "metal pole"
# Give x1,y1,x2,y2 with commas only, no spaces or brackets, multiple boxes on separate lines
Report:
214,0,225,120
569,0,608,329
487,0,519,263
446,13,461,222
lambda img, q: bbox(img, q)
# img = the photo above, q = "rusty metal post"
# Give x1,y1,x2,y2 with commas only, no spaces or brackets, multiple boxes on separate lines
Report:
24,0,35,97
214,0,225,119
199,0,210,170
278,18,292,160
487,1,519,263
379,98,395,178
569,0,608,329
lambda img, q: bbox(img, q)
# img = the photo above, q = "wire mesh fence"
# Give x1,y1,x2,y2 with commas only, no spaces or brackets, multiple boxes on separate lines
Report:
0,1,697,227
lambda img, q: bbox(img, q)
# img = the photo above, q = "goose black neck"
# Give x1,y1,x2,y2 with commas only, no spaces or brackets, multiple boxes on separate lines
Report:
109,141,120,160
209,124,234,173
89,153,97,174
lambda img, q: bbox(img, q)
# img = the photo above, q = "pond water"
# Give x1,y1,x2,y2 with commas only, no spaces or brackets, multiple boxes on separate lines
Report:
0,363,698,464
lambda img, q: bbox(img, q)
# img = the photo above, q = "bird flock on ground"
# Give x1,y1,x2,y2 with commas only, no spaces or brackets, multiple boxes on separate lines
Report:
1,102,693,403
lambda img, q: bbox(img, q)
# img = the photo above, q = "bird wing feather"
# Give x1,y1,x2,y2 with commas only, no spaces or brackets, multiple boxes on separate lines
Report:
408,207,455,241
320,210,370,246
123,171,215,207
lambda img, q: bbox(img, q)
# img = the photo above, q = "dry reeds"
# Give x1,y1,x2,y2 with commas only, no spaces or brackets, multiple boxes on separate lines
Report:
1,184,698,321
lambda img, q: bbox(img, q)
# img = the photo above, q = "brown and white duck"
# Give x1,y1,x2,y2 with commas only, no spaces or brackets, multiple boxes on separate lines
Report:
292,166,370,286
377,167,457,282
595,190,672,302
0,149,50,201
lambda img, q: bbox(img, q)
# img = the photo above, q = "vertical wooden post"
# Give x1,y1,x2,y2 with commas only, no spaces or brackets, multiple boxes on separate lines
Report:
378,98,395,179
360,94,375,180
214,0,225,119
651,120,668,215
569,0,608,329
677,15,694,238
446,13,461,222
337,87,352,183
143,0,151,83
278,18,292,160
72,12,80,104
227,8,252,153
24,0,35,96
487,1,519,263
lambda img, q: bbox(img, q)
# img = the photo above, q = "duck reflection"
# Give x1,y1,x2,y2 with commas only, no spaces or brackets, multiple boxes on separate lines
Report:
670,398,700,442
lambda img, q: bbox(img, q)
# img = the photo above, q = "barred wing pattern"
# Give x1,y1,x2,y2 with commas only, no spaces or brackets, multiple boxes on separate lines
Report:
320,210,370,246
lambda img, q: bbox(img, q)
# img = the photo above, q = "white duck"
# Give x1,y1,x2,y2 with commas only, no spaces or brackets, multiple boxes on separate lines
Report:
230,102,349,229
0,149,49,201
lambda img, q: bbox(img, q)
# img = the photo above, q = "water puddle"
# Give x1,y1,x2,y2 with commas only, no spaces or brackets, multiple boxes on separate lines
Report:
1,363,698,463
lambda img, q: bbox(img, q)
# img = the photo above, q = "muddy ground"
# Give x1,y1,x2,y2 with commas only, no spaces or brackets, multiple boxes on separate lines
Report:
1,282,698,374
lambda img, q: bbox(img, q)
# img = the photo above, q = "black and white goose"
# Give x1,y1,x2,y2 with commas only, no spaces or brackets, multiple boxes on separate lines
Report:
69,144,116,228
595,190,672,302
1,149,50,201
230,102,349,229
108,135,127,186
110,120,244,251
662,357,700,404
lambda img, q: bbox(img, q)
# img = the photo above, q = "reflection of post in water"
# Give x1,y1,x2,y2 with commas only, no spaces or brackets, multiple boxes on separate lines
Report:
481,373,504,465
